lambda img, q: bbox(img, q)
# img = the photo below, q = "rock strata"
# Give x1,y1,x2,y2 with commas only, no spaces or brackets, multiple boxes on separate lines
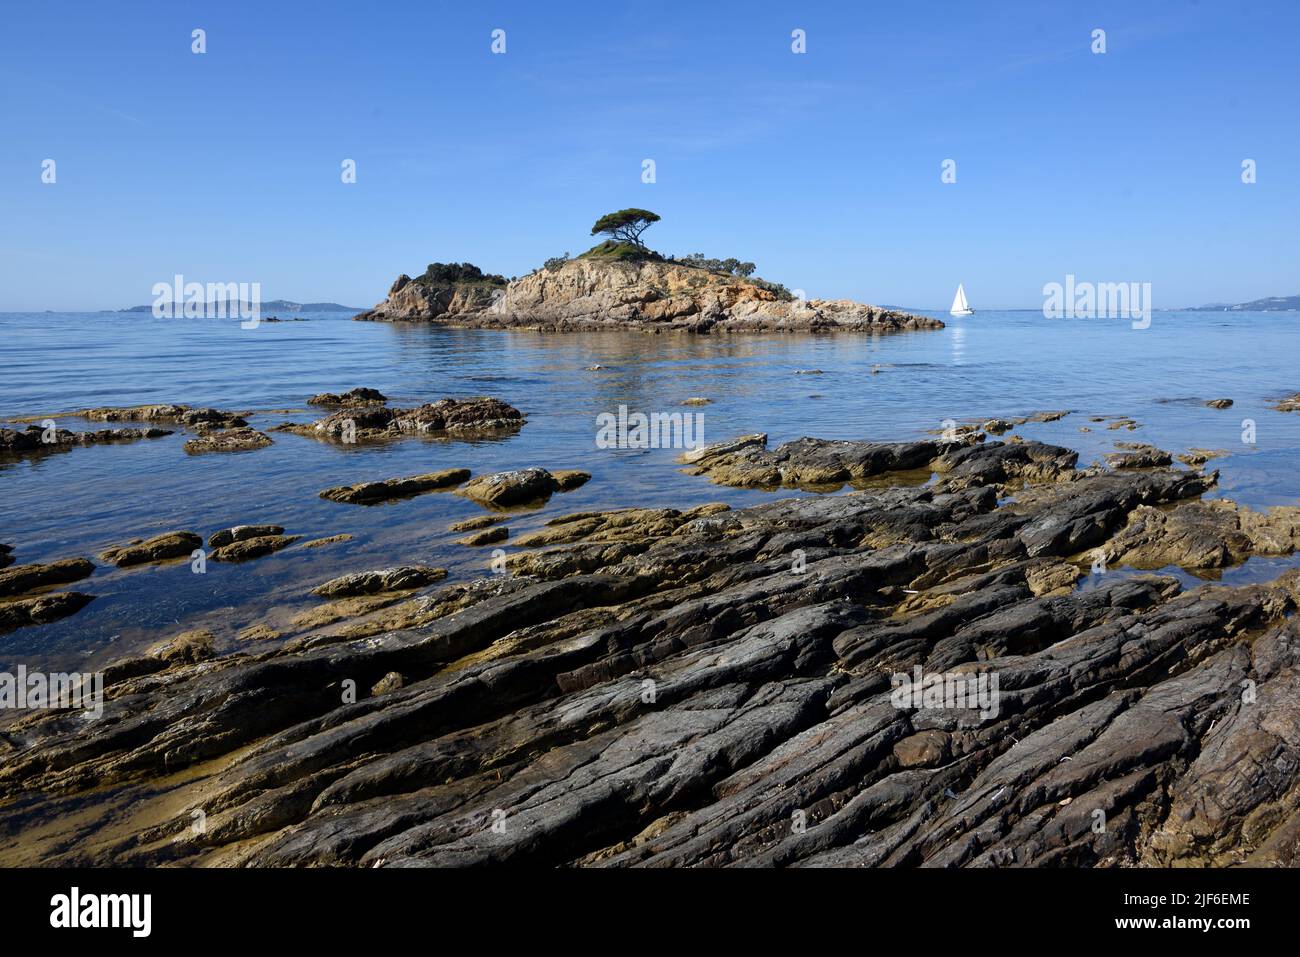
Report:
77,404,246,430
6,436,1300,869
212,535,300,563
183,428,273,454
320,469,470,505
100,532,202,567
0,592,94,634
279,397,523,444
1,425,171,456
458,468,589,508
312,566,448,598
1104,443,1174,469
456,527,509,547
307,388,388,407
0,558,95,597
356,259,943,334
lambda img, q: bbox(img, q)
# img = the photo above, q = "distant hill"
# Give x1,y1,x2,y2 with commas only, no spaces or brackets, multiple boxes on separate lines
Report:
120,299,361,313
1193,294,1300,312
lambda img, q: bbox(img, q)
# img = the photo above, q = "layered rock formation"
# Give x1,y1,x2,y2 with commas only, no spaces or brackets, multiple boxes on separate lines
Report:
354,274,504,324
4,435,1300,867
355,259,942,333
277,397,524,445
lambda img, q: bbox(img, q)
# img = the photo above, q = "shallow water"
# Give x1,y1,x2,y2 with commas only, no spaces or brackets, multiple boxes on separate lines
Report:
3,309,1299,671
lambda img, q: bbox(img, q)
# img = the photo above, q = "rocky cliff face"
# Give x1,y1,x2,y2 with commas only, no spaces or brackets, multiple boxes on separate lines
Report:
354,259,942,333
353,274,503,323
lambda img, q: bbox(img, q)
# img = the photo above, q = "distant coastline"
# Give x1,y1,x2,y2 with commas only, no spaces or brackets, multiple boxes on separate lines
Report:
117,299,361,314
1192,294,1300,312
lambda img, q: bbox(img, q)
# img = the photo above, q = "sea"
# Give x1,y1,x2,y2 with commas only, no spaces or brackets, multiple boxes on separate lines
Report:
3,308,1298,671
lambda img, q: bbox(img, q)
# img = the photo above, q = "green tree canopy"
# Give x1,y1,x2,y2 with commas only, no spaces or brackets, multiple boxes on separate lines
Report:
590,208,661,249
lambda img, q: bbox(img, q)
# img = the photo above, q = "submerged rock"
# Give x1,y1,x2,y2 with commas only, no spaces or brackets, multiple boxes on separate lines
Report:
981,418,1017,434
212,535,300,563
458,468,589,508
0,558,95,597
0,544,13,570
208,525,285,548
1205,398,1234,409
76,404,246,430
552,470,592,491
307,388,388,407
238,624,282,642
1104,443,1174,469
1177,448,1229,468
100,531,202,567
320,469,470,505
183,428,273,454
0,425,171,457
0,592,94,634
300,534,353,549
448,516,505,533
456,526,509,547
282,397,524,444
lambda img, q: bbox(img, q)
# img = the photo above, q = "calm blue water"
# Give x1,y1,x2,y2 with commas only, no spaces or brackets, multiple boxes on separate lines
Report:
3,310,1299,670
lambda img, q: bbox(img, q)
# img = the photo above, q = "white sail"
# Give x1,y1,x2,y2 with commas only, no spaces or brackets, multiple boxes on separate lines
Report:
950,284,973,316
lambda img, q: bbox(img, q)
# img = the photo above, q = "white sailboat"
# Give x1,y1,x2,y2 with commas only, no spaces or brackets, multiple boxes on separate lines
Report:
950,284,974,317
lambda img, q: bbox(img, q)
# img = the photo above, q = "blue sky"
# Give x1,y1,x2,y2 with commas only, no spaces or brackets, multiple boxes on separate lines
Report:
1,0,1297,311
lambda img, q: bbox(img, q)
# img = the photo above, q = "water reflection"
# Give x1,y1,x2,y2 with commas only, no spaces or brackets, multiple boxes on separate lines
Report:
2,309,1299,671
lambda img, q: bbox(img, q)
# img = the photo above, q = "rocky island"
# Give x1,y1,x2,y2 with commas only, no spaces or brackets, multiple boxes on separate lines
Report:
354,209,942,334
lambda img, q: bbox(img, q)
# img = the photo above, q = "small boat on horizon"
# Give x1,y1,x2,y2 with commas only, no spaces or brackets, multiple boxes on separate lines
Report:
950,284,974,317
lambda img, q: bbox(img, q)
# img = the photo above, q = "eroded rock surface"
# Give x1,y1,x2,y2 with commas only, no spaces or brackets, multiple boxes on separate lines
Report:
356,259,943,334
100,532,202,567
320,469,470,505
1,425,172,457
307,388,388,407
312,566,448,598
458,468,590,508
0,558,95,597
1099,499,1300,569
279,397,523,445
76,404,246,430
3,437,1300,869
679,433,1077,490
1104,443,1173,469
0,592,94,634
183,428,273,454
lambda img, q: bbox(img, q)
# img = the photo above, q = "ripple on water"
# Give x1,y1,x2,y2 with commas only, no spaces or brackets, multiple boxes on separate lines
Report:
2,309,1298,670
